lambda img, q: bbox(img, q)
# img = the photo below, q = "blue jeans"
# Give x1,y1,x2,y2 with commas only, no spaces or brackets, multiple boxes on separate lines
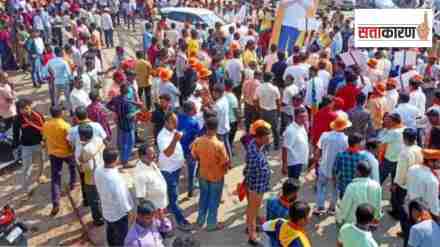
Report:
288,164,303,180
161,169,188,225
20,144,43,193
218,133,232,159
279,25,300,55
316,173,337,209
51,84,71,110
31,55,42,86
118,129,135,164
184,152,197,195
104,29,114,47
196,178,224,227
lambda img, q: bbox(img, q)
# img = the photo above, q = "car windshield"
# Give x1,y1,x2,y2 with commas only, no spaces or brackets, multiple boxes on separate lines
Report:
200,13,225,26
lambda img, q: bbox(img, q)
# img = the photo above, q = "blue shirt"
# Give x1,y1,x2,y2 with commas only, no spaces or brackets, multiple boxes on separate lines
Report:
266,197,289,221
143,31,153,52
177,114,200,155
47,57,72,85
328,72,345,95
106,95,138,131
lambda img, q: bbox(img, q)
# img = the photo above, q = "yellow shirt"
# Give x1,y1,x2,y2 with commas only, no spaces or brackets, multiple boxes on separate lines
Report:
187,38,200,56
134,58,152,88
242,50,257,67
42,118,72,158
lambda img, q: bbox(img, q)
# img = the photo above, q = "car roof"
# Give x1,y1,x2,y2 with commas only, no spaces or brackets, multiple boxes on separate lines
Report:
161,7,214,16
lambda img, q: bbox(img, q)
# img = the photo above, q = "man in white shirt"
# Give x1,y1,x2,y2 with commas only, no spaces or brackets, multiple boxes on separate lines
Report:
255,72,281,149
281,75,299,133
67,106,108,206
225,50,244,90
283,55,309,90
394,93,423,130
134,144,168,210
398,66,418,93
211,84,232,158
282,107,309,181
406,149,440,215
317,61,331,93
166,23,179,47
70,77,91,112
314,116,350,215
95,148,134,246
304,66,325,109
392,128,423,221
76,125,105,226
375,50,392,79
157,112,192,231
101,8,114,48
408,78,426,114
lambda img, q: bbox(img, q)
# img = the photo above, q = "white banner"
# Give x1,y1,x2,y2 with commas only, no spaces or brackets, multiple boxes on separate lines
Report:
354,9,433,48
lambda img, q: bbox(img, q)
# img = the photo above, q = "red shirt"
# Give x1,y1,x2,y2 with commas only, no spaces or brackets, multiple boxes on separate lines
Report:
335,83,361,111
311,106,338,145
147,45,159,65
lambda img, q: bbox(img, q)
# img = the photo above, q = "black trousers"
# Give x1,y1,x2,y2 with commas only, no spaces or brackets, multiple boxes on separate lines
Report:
391,184,407,217
138,86,152,110
229,121,238,147
83,184,104,224
244,103,259,133
106,214,129,247
260,109,280,148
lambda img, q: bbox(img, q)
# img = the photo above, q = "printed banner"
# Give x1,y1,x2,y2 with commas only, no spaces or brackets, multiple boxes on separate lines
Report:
354,9,433,48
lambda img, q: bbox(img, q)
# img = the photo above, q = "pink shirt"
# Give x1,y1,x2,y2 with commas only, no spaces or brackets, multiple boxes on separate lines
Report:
242,79,261,106
0,84,16,118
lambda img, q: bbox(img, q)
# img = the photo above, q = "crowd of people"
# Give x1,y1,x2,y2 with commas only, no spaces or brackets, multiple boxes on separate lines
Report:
1,0,440,246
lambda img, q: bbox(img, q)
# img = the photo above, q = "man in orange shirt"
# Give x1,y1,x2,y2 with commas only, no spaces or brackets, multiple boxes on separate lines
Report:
191,116,230,231
42,105,76,216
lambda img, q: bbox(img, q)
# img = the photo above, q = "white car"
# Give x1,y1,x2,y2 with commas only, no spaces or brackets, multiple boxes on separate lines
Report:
160,7,232,32
356,0,396,8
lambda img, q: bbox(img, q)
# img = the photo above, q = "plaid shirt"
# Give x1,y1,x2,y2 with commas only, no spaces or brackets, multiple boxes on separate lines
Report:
244,139,271,193
332,150,367,195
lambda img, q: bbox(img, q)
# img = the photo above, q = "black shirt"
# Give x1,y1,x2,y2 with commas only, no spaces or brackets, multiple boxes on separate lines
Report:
271,60,288,88
151,107,168,139
13,112,44,147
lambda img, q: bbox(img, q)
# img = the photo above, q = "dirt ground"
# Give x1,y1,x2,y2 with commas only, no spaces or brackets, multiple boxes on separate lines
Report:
0,20,402,247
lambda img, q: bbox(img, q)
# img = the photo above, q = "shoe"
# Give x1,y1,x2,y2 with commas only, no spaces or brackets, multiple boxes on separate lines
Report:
50,207,60,217
248,239,262,246
93,221,105,227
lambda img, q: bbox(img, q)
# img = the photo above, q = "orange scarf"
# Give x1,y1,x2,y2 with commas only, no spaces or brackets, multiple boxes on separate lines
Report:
21,111,44,132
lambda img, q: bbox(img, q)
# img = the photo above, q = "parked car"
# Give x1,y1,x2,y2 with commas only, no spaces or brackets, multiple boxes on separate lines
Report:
160,7,232,32
356,0,396,8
